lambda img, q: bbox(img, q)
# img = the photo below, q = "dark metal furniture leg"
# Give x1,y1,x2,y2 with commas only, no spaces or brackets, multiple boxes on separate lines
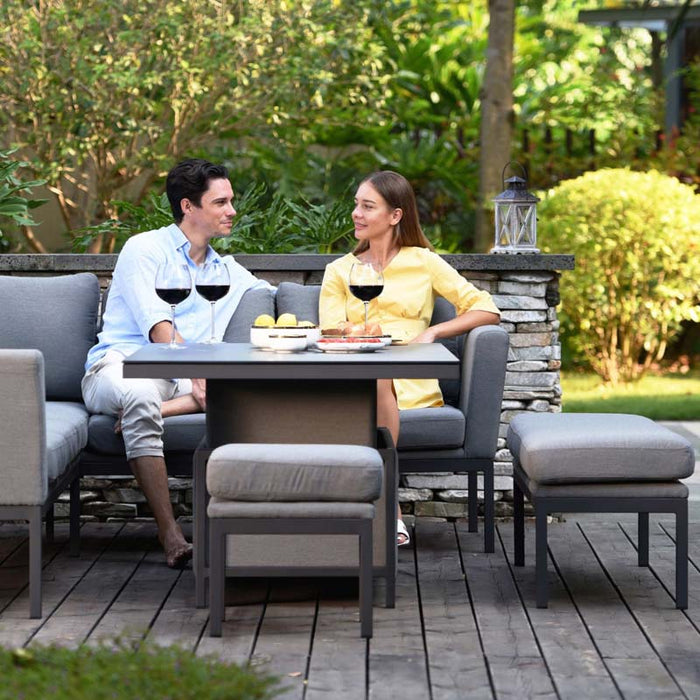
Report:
29,507,42,619
359,519,373,638
194,445,212,609
69,475,81,557
209,520,225,637
535,503,548,608
468,471,478,533
514,479,525,567
638,512,649,567
676,502,688,609
483,464,494,553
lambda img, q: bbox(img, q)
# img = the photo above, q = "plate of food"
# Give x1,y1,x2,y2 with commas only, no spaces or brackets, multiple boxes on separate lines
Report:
314,337,386,353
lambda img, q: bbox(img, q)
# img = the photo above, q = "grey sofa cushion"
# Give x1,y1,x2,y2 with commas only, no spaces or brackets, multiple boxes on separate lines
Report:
207,443,383,502
525,477,689,499
276,282,320,325
87,413,205,455
0,273,99,401
398,406,465,450
223,287,276,342
46,401,89,480
508,413,695,484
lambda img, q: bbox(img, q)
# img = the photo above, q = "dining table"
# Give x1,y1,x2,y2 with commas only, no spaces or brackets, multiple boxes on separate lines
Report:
123,341,460,601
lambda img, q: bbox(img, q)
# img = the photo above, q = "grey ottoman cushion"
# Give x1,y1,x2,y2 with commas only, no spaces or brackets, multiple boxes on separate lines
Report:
0,273,99,401
88,412,205,455
207,498,375,519
508,413,695,484
398,406,465,450
46,401,89,480
207,443,383,502
275,282,320,325
525,478,689,499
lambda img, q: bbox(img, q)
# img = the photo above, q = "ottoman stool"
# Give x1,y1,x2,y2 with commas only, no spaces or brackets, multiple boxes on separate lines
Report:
206,443,384,638
507,413,694,609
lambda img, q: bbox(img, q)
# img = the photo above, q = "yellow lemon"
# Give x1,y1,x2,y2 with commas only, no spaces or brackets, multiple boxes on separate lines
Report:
275,313,297,327
253,314,275,327
298,320,315,327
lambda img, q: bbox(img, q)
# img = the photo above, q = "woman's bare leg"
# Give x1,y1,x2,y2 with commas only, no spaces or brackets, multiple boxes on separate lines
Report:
377,380,409,545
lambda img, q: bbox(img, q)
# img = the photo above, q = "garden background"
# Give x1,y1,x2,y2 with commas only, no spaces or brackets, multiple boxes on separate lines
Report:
0,0,698,410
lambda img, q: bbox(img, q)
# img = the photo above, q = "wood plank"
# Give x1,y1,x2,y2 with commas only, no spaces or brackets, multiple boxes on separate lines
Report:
582,516,700,698
29,521,153,648
414,519,492,700
456,521,557,699
499,520,622,700
368,533,432,700
547,516,682,698
0,522,122,648
305,579,367,700
246,579,318,700
146,570,209,652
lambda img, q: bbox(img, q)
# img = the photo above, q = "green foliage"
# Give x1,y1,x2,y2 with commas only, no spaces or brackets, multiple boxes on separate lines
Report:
0,0,386,250
0,149,46,252
0,641,279,700
539,169,700,385
562,370,700,420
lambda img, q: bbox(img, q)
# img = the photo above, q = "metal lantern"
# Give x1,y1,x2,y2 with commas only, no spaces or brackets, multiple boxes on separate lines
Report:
491,162,540,254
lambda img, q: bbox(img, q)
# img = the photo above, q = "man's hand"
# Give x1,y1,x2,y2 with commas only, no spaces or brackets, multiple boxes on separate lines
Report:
191,378,207,410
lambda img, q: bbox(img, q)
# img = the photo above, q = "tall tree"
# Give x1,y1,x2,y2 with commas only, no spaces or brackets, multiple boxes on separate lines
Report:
476,0,515,252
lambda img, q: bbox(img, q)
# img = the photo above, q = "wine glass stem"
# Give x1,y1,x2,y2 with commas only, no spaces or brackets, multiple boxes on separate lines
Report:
363,301,369,328
210,302,216,341
169,305,177,347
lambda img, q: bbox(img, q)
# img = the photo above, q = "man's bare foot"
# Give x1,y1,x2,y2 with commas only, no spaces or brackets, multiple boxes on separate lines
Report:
159,526,193,569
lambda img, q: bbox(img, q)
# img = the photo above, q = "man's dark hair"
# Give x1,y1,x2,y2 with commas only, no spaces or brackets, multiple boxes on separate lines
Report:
166,159,229,223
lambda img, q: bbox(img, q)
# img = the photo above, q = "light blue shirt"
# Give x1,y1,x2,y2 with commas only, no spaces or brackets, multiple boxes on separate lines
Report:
85,223,272,370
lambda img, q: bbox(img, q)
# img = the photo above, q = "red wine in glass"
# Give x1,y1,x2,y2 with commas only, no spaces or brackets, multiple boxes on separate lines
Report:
155,287,191,306
348,262,384,329
349,284,383,302
195,262,231,343
155,262,192,348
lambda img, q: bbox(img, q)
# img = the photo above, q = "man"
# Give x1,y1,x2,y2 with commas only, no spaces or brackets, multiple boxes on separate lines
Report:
82,159,272,568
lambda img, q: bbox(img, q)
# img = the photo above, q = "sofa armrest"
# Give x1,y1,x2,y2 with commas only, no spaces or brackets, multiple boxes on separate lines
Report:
0,349,47,504
458,325,508,460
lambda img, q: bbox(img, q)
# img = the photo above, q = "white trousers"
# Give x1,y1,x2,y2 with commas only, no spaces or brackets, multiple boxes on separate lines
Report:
82,350,192,461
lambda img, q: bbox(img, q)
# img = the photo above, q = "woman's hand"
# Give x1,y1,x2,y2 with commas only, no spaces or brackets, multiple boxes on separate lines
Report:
410,327,439,344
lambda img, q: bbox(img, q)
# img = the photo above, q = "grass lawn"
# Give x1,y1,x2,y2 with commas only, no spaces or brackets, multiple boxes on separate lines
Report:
561,370,700,421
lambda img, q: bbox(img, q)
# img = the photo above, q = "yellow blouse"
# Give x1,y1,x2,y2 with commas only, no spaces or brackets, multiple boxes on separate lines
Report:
319,247,501,410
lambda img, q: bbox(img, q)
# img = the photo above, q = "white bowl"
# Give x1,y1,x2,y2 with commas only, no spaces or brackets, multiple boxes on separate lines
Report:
266,333,308,352
250,326,275,348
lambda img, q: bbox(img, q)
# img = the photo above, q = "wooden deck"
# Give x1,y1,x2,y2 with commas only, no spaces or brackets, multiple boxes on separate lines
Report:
0,505,699,700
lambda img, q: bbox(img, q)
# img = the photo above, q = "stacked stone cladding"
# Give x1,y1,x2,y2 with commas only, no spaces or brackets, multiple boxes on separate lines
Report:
1,253,572,522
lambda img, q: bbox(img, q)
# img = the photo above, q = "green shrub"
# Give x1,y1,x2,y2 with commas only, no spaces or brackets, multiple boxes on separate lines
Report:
0,641,280,700
539,169,700,384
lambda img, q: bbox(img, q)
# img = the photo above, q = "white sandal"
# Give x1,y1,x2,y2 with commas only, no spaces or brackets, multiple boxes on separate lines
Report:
397,519,410,547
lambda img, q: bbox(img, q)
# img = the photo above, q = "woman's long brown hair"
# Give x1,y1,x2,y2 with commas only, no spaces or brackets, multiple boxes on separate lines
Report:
353,170,434,255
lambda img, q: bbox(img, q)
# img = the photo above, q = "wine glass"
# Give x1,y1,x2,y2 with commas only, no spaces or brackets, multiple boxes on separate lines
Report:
348,261,384,330
195,262,231,343
155,262,192,349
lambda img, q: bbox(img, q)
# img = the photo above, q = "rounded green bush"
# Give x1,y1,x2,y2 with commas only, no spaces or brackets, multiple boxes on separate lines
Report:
538,168,700,384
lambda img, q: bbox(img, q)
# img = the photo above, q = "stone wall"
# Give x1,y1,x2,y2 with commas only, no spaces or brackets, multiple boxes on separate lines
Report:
1,253,573,522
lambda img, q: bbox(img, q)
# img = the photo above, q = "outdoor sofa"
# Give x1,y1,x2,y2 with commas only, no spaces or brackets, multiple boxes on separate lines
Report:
0,272,508,615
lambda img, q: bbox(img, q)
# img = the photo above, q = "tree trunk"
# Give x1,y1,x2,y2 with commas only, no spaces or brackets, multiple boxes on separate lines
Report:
475,0,515,252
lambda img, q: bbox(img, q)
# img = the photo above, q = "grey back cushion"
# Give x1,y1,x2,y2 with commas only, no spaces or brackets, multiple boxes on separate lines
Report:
276,282,462,406
0,273,99,401
276,282,321,324
223,287,276,342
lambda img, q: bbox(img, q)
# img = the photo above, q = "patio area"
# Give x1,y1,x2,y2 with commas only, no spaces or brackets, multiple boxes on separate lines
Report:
0,488,699,699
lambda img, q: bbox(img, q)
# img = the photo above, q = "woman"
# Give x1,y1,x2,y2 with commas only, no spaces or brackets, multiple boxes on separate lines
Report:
319,170,501,546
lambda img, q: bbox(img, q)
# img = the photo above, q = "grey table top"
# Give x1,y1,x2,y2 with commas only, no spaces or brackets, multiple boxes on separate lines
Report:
122,341,460,381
